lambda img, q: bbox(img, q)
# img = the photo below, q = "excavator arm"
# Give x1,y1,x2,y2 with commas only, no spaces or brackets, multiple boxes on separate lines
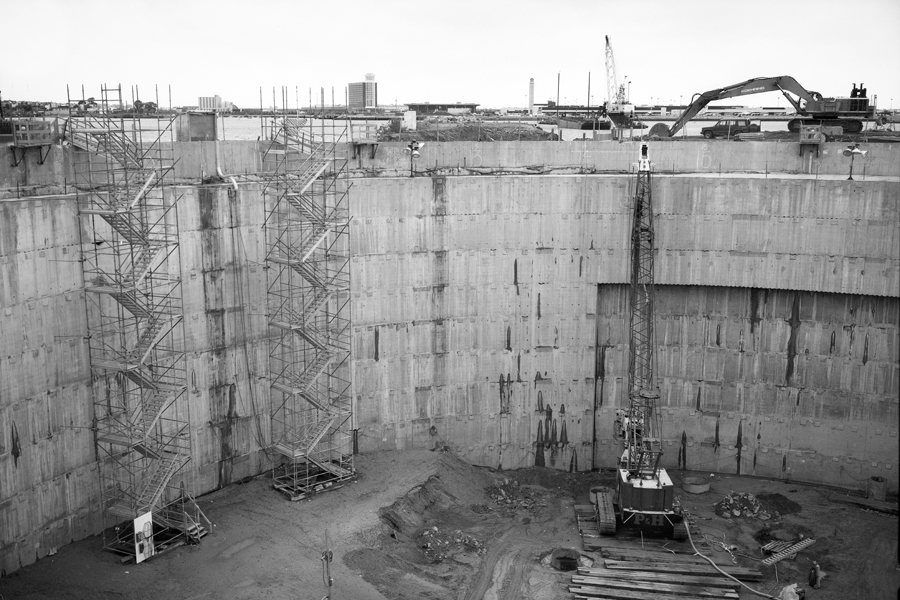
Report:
665,76,822,137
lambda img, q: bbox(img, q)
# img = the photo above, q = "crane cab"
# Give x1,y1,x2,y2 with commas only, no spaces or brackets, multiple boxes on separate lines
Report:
617,458,681,532
618,465,675,514
638,143,651,172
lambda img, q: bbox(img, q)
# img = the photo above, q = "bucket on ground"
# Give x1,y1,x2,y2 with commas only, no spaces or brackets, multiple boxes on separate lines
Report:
682,476,711,494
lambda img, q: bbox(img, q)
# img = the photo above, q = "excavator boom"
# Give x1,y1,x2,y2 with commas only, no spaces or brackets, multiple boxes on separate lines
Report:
666,76,825,137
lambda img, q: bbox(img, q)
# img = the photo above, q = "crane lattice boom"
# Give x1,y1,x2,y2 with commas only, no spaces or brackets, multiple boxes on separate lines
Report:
625,144,662,477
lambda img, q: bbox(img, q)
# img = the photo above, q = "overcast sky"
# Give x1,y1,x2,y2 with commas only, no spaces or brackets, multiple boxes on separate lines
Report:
3,0,899,111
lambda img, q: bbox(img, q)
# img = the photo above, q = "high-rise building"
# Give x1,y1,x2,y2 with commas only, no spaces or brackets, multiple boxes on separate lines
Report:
198,95,223,111
348,73,378,109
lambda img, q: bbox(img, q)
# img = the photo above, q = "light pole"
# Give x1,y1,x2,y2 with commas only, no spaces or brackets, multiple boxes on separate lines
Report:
627,79,632,104
404,139,421,177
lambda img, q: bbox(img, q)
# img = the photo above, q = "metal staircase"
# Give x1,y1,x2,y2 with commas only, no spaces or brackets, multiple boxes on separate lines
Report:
265,117,355,500
72,84,198,558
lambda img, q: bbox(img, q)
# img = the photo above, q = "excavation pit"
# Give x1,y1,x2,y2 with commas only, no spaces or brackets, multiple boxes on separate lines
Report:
547,548,582,571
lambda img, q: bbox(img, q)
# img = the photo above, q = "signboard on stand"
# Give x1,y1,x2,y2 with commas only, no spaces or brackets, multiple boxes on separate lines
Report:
134,511,156,564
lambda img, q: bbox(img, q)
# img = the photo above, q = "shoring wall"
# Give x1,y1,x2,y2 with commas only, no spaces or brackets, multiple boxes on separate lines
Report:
4,139,900,193
352,139,900,178
0,184,274,575
0,140,897,576
349,172,899,486
0,197,98,574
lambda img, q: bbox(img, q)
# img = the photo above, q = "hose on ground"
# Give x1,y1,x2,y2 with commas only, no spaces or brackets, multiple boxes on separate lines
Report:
683,510,779,599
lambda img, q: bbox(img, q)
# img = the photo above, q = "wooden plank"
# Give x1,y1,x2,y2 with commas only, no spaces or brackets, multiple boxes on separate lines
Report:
599,544,700,557
603,560,763,581
572,588,732,600
576,569,740,589
828,494,898,515
603,559,762,575
600,547,715,564
570,582,737,599
570,575,739,598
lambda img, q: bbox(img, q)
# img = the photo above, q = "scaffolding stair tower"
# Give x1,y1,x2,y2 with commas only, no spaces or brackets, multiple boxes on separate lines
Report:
72,84,202,559
264,116,355,501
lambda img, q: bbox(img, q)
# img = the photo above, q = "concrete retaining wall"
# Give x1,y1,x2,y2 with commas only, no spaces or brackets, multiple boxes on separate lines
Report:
0,140,897,576
593,285,898,486
0,196,99,575
4,139,898,194
351,175,899,296
177,185,271,491
356,140,900,178
350,174,898,489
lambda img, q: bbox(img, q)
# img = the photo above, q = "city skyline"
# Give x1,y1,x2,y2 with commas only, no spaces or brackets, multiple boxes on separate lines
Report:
3,0,899,112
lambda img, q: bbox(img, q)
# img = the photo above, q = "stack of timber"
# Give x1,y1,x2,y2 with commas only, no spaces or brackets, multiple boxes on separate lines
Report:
570,544,763,600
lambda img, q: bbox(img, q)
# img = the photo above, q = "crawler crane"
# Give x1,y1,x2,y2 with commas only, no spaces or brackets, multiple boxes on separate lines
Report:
594,144,686,540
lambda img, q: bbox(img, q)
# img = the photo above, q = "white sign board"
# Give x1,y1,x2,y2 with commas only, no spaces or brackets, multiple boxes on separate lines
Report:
134,511,156,564
403,111,417,131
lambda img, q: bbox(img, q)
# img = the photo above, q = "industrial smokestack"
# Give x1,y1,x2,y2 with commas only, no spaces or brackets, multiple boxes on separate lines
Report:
528,78,535,115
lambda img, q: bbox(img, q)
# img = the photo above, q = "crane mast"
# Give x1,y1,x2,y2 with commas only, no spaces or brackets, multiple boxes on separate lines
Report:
604,36,634,129
604,36,621,107
624,144,661,476
592,144,685,540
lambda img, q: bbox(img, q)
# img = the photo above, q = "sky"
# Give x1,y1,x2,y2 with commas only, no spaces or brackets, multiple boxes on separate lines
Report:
3,0,900,111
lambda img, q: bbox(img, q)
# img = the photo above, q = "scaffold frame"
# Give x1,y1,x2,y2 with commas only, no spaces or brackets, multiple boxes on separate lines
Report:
263,104,355,501
70,84,207,558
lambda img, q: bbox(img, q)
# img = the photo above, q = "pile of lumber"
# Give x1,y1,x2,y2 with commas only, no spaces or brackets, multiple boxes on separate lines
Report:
570,544,763,600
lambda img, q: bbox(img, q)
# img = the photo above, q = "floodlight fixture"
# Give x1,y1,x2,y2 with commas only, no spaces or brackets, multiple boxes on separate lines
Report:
842,143,867,180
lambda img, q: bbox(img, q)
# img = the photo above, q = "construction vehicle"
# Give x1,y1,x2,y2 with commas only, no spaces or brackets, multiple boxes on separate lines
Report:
700,119,761,139
593,143,686,540
658,76,875,137
604,36,636,129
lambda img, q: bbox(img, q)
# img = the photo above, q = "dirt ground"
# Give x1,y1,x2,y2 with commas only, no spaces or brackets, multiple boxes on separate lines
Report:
0,449,897,600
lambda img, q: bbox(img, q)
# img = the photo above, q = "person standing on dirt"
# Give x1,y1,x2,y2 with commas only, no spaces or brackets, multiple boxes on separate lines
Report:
808,561,825,589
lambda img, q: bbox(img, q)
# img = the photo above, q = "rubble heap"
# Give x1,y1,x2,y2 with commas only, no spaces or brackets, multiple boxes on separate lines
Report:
485,478,547,512
714,491,775,520
416,526,485,563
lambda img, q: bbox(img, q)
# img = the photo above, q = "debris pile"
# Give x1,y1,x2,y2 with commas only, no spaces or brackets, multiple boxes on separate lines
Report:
416,526,485,563
485,478,547,512
714,491,774,520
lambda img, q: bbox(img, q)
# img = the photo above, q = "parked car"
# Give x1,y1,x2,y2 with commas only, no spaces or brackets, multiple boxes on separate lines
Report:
701,119,760,139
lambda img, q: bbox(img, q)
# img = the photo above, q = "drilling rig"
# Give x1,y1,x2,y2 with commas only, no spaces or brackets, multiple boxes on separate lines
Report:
594,144,686,539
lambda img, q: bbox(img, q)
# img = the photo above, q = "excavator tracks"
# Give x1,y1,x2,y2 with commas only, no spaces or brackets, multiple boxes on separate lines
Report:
592,487,618,536
788,118,864,134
